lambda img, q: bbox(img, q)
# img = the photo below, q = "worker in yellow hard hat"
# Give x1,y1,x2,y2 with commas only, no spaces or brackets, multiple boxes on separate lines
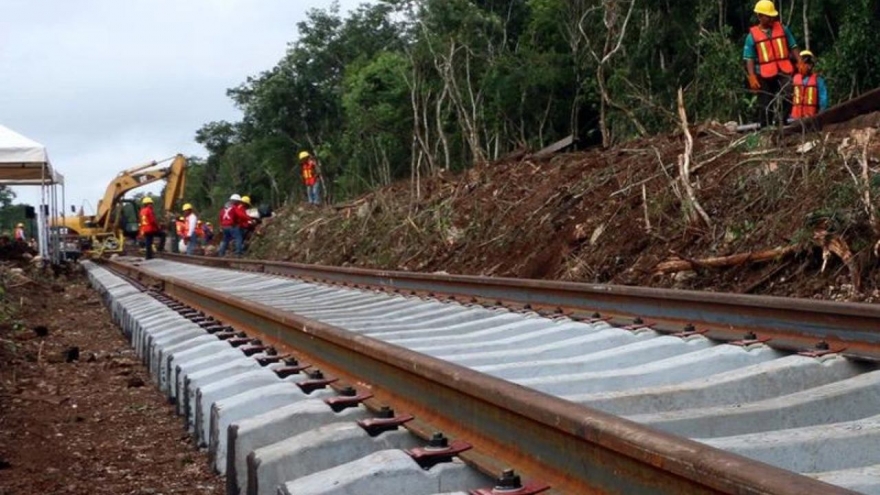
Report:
743,0,804,126
298,151,322,205
241,196,251,206
181,203,199,256
138,197,159,259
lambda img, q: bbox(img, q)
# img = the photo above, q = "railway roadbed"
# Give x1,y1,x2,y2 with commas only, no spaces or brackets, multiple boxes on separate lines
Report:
0,264,222,495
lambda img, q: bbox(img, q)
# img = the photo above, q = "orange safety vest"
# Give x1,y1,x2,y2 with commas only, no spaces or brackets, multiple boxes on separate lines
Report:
750,22,793,78
791,74,819,119
195,220,205,238
301,159,318,186
175,218,187,237
13,227,25,241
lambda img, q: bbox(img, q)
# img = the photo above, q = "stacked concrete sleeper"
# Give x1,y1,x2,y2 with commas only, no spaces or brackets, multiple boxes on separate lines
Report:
83,262,491,495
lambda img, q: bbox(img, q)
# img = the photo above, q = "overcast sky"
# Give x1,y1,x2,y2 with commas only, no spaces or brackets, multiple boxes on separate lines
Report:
0,0,365,213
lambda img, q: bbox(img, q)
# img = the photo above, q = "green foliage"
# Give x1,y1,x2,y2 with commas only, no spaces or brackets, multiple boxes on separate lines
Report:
187,0,880,213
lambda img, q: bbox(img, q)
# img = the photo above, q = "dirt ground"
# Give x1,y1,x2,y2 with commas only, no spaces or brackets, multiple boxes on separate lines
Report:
0,262,223,495
249,116,880,302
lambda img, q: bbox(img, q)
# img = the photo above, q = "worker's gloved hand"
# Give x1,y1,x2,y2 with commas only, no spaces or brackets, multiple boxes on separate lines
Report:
747,74,761,91
797,60,809,75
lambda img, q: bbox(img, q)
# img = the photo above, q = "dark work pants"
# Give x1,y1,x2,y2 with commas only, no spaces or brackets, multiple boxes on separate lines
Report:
144,233,155,260
756,74,792,127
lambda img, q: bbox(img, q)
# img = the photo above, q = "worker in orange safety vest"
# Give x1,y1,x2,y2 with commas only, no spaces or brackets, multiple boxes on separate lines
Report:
138,197,160,260
743,0,804,126
299,151,322,205
789,50,829,121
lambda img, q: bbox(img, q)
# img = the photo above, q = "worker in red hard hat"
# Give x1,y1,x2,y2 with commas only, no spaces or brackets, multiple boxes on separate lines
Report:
743,0,804,126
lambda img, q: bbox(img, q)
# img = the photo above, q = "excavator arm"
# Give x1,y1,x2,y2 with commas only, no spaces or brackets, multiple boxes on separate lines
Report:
94,154,187,230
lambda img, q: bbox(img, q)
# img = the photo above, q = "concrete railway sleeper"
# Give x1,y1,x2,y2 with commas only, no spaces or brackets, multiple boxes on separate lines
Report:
89,258,876,494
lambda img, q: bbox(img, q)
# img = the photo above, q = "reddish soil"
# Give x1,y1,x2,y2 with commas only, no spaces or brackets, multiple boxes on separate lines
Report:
0,263,223,495
249,118,880,302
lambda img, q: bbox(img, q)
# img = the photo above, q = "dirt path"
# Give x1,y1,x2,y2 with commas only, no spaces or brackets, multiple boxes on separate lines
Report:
0,264,223,495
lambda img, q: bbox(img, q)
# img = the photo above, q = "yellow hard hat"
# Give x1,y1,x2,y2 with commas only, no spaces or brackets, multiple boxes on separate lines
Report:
241,196,251,206
178,216,185,221
142,197,154,205
182,203,193,211
754,0,778,16
298,151,310,160
16,223,23,228
800,50,815,60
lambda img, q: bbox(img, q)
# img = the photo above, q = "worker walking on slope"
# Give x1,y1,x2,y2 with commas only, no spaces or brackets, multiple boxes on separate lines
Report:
789,50,829,121
217,194,251,257
744,0,805,126
182,203,199,255
13,223,25,242
299,151,322,205
138,197,160,260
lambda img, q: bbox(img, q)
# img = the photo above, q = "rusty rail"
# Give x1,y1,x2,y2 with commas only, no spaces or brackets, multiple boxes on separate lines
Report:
106,256,860,495
160,253,880,361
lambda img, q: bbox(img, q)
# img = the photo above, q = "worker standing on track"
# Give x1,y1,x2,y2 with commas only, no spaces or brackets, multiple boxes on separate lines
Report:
13,223,25,242
298,151,322,205
789,50,829,121
182,203,199,256
743,0,804,126
138,197,160,260
217,194,250,257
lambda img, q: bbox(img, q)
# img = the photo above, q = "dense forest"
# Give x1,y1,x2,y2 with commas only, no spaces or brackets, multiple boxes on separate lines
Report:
183,0,880,215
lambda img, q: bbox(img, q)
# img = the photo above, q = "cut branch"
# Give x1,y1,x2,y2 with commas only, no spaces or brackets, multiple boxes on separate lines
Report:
654,245,799,274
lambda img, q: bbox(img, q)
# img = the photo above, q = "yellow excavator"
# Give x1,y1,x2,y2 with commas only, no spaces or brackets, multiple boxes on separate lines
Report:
56,154,187,257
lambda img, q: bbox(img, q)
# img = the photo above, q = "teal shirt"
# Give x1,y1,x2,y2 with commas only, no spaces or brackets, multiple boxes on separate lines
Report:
743,25,798,60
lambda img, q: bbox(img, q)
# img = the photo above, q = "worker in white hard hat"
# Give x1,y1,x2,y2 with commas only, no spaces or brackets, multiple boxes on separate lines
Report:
743,0,804,126
217,193,250,257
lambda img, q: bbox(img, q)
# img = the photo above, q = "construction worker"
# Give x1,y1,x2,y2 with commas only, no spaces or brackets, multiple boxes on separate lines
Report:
743,0,804,126
13,223,25,242
203,222,214,244
299,151,322,205
138,197,160,260
174,215,187,252
217,194,250,257
182,203,199,255
789,50,829,121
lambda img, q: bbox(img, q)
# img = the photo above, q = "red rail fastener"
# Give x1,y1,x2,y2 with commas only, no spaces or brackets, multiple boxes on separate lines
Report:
729,331,772,347
324,386,374,412
470,469,550,495
406,433,471,468
799,340,846,358
274,357,312,378
357,406,413,436
297,369,338,394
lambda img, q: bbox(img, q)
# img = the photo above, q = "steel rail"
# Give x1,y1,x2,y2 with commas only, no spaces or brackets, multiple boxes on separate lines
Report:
107,258,856,495
161,253,880,361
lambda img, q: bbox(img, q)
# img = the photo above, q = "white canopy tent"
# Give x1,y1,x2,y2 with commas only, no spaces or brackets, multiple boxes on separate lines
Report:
0,124,65,263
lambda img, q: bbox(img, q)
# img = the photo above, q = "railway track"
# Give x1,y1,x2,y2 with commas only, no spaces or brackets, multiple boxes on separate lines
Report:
89,254,880,494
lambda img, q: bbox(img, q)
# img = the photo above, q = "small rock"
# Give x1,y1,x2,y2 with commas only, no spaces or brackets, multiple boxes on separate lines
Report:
86,353,97,363
33,325,49,337
126,376,145,388
64,346,80,363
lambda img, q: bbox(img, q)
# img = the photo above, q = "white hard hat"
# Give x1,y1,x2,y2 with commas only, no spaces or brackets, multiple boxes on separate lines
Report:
229,194,242,201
